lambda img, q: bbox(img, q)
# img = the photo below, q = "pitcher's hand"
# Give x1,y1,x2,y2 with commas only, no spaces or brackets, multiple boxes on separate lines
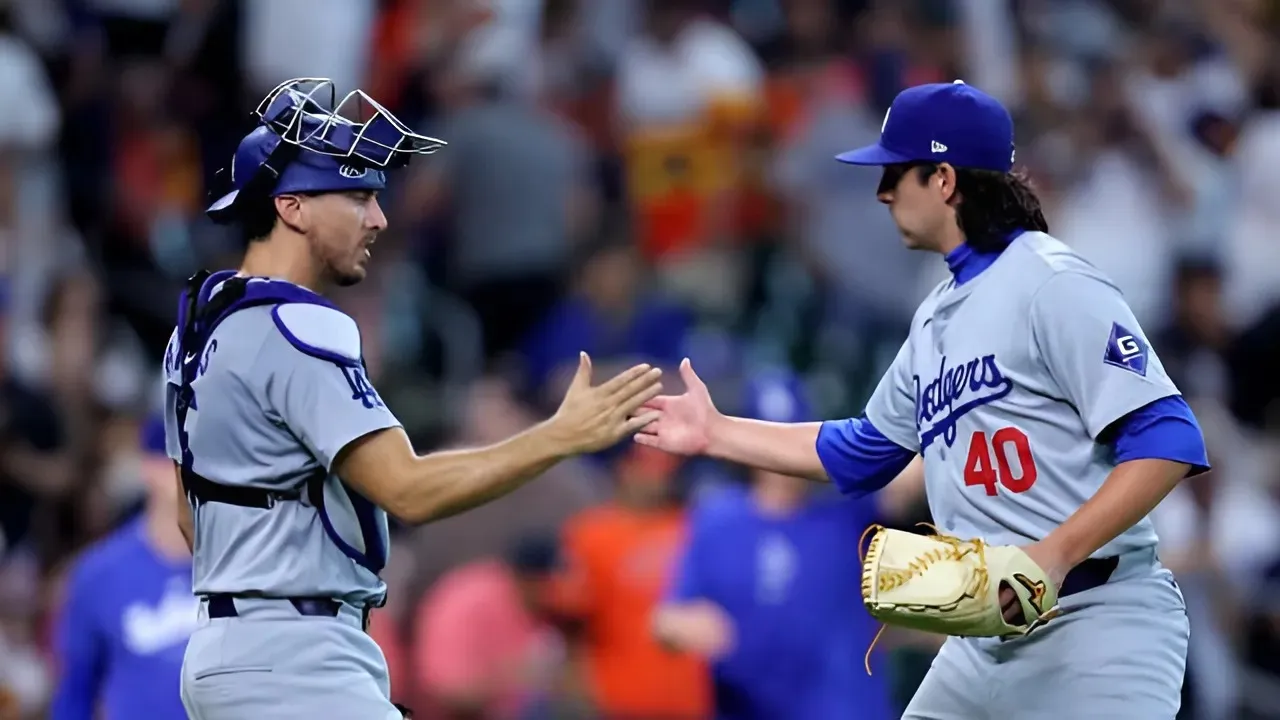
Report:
633,358,720,457
549,353,663,455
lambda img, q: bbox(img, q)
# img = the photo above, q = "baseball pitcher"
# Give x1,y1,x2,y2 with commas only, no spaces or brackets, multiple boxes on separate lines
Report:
635,81,1209,719
163,79,662,719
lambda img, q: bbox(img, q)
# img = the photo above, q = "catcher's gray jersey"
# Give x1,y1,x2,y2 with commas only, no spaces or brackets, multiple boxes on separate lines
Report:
162,280,400,607
865,231,1179,556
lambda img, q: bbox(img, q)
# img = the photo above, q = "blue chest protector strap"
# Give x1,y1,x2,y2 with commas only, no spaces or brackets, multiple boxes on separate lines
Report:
174,269,387,574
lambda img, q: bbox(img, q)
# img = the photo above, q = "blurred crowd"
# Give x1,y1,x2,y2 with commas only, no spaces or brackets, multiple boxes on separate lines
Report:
0,0,1278,718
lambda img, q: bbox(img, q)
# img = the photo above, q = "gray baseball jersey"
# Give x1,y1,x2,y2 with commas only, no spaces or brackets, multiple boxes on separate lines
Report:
162,278,400,607
865,231,1179,556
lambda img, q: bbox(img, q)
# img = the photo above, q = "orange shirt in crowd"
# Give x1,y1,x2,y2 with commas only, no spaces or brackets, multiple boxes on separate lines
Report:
556,505,709,719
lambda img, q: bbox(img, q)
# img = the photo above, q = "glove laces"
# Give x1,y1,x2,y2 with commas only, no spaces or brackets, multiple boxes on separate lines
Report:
858,523,991,676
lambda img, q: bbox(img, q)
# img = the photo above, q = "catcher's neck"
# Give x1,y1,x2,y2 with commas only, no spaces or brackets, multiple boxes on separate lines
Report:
240,229,326,293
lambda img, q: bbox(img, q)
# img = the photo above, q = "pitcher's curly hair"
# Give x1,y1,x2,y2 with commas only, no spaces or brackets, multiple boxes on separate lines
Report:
912,164,1049,252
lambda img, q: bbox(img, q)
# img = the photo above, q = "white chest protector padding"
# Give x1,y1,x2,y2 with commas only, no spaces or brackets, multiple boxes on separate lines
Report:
271,302,363,366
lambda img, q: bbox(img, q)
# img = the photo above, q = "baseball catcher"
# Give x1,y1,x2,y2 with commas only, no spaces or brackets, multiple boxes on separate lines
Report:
166,78,662,720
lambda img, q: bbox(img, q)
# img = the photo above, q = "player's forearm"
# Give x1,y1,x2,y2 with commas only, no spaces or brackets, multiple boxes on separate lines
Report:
706,416,828,481
1044,458,1190,567
391,422,573,524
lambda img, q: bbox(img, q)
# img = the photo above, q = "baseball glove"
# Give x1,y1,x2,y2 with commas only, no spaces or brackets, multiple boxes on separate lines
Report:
859,524,1060,670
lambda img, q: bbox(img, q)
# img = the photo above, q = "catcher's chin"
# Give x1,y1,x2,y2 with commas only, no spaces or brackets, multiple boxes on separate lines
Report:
860,525,1062,639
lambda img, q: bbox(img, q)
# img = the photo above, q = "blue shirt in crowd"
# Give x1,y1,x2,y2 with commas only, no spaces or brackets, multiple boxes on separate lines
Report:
667,485,895,720
51,518,197,720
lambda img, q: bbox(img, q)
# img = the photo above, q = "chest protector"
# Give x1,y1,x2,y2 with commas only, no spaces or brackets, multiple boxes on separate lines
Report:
173,270,387,575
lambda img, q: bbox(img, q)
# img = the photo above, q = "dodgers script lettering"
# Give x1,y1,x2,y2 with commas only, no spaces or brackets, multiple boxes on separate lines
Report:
915,354,1014,449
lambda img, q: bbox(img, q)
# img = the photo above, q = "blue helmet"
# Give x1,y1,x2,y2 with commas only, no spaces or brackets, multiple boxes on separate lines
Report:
206,77,447,224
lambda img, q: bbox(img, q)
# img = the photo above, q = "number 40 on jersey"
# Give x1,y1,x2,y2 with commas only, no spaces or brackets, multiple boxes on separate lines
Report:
963,428,1037,495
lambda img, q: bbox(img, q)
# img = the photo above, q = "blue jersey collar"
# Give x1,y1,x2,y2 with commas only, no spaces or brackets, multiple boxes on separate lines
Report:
944,229,1026,285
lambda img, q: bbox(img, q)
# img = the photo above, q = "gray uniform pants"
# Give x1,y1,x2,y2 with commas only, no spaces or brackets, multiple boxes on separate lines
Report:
181,597,403,720
903,551,1189,720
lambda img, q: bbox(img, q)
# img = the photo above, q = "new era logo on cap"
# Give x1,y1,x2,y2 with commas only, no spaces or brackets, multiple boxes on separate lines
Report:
835,80,1015,172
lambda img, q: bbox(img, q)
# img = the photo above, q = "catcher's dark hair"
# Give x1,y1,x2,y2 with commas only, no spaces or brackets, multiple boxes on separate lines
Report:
237,189,334,244
237,191,280,244
914,163,1049,252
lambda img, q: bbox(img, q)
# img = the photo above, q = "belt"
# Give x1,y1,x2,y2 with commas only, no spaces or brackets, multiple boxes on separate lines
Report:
1058,555,1120,598
205,593,374,633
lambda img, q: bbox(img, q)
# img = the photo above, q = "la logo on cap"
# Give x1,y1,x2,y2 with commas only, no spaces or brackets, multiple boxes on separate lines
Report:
339,164,367,179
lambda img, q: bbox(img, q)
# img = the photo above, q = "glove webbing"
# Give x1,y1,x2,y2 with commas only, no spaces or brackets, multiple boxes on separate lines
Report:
858,523,991,676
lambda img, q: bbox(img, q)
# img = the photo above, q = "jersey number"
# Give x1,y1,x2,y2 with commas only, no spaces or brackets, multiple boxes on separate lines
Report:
963,428,1037,496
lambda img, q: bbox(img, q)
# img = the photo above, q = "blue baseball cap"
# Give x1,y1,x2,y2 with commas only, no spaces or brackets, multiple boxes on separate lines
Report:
742,369,812,423
836,80,1015,172
140,413,167,456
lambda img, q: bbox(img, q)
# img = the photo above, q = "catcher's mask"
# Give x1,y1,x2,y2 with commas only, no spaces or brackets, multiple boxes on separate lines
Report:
206,77,447,224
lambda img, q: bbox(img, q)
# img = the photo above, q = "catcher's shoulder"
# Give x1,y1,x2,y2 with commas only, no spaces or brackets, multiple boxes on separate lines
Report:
269,302,363,367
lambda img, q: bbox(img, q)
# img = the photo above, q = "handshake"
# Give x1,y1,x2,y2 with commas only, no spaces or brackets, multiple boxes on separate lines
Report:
544,354,717,457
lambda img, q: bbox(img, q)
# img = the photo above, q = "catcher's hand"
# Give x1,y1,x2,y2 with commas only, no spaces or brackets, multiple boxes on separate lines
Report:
858,524,1061,672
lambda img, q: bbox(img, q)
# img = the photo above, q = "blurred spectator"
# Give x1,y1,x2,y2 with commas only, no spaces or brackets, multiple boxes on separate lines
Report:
49,414,194,720
768,25,926,334
407,22,597,366
0,548,47,719
240,0,375,97
1227,298,1280,434
1183,108,1240,257
554,444,709,719
0,278,75,564
1225,68,1280,329
1052,62,1176,327
395,375,605,598
1123,16,1248,223
1154,402,1260,720
613,0,764,314
414,533,571,720
520,236,692,411
653,369,897,719
1154,256,1231,402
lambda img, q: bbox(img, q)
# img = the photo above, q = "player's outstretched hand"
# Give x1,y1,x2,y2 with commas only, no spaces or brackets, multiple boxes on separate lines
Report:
633,358,718,456
550,352,663,454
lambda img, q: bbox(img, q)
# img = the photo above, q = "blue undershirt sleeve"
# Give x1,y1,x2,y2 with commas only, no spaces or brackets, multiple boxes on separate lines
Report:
816,415,916,497
1108,395,1210,476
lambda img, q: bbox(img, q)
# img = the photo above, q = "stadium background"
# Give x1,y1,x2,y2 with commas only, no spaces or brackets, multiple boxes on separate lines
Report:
0,0,1279,718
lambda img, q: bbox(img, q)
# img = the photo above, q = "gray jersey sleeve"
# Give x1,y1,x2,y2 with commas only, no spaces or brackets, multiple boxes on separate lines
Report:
261,305,402,470
1030,271,1179,439
863,339,921,451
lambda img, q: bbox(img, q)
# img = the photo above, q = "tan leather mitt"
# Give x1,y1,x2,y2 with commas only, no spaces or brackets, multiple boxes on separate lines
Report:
860,524,1061,640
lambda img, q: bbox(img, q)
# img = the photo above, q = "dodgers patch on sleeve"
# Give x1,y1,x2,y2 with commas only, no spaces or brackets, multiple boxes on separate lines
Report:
1103,322,1148,376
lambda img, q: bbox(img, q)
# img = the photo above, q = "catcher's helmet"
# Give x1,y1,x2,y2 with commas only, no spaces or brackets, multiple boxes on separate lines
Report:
207,78,446,224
